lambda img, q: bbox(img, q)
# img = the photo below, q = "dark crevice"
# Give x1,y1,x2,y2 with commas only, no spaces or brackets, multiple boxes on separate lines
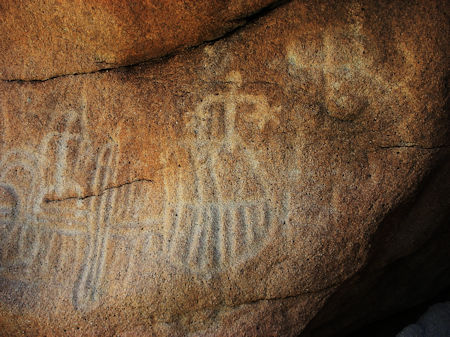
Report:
2,0,292,83
203,0,291,45
43,178,153,203
343,286,450,337
377,144,450,150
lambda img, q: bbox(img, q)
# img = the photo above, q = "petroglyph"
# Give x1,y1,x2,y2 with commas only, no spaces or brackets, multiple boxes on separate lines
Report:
72,142,120,310
286,21,382,122
0,185,18,225
0,106,127,310
162,72,285,273
0,149,42,273
0,71,290,310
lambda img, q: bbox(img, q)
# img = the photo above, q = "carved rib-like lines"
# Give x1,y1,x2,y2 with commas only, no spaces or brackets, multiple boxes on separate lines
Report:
164,196,272,272
161,84,279,273
73,143,118,309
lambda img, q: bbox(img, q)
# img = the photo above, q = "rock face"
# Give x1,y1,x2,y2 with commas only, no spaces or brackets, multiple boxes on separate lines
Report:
0,0,275,80
0,0,449,336
397,303,450,337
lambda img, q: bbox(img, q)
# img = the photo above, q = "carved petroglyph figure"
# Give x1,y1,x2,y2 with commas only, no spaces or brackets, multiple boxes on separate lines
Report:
162,71,284,273
0,108,125,310
72,142,120,309
286,20,377,122
0,149,42,276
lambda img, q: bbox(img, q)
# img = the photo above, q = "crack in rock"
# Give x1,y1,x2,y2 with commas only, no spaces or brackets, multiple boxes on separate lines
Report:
43,178,154,203
231,282,340,308
378,144,450,150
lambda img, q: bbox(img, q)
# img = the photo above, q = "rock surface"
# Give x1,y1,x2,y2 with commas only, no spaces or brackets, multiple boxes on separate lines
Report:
397,303,450,337
300,156,450,336
0,0,449,336
0,0,276,80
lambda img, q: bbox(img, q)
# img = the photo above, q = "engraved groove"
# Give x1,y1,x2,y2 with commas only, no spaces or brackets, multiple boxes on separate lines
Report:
244,206,255,246
210,205,221,268
218,205,227,267
187,210,201,267
203,205,214,270
123,237,139,285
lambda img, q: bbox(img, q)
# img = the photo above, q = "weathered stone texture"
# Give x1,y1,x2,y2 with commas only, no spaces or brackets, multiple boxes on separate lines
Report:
0,0,449,336
0,0,275,80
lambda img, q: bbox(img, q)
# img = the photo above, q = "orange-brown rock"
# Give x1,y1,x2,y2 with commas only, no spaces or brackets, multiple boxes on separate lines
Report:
0,0,449,336
0,0,275,80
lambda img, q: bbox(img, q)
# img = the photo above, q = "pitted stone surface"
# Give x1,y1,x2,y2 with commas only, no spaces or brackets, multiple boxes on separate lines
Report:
0,0,276,80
